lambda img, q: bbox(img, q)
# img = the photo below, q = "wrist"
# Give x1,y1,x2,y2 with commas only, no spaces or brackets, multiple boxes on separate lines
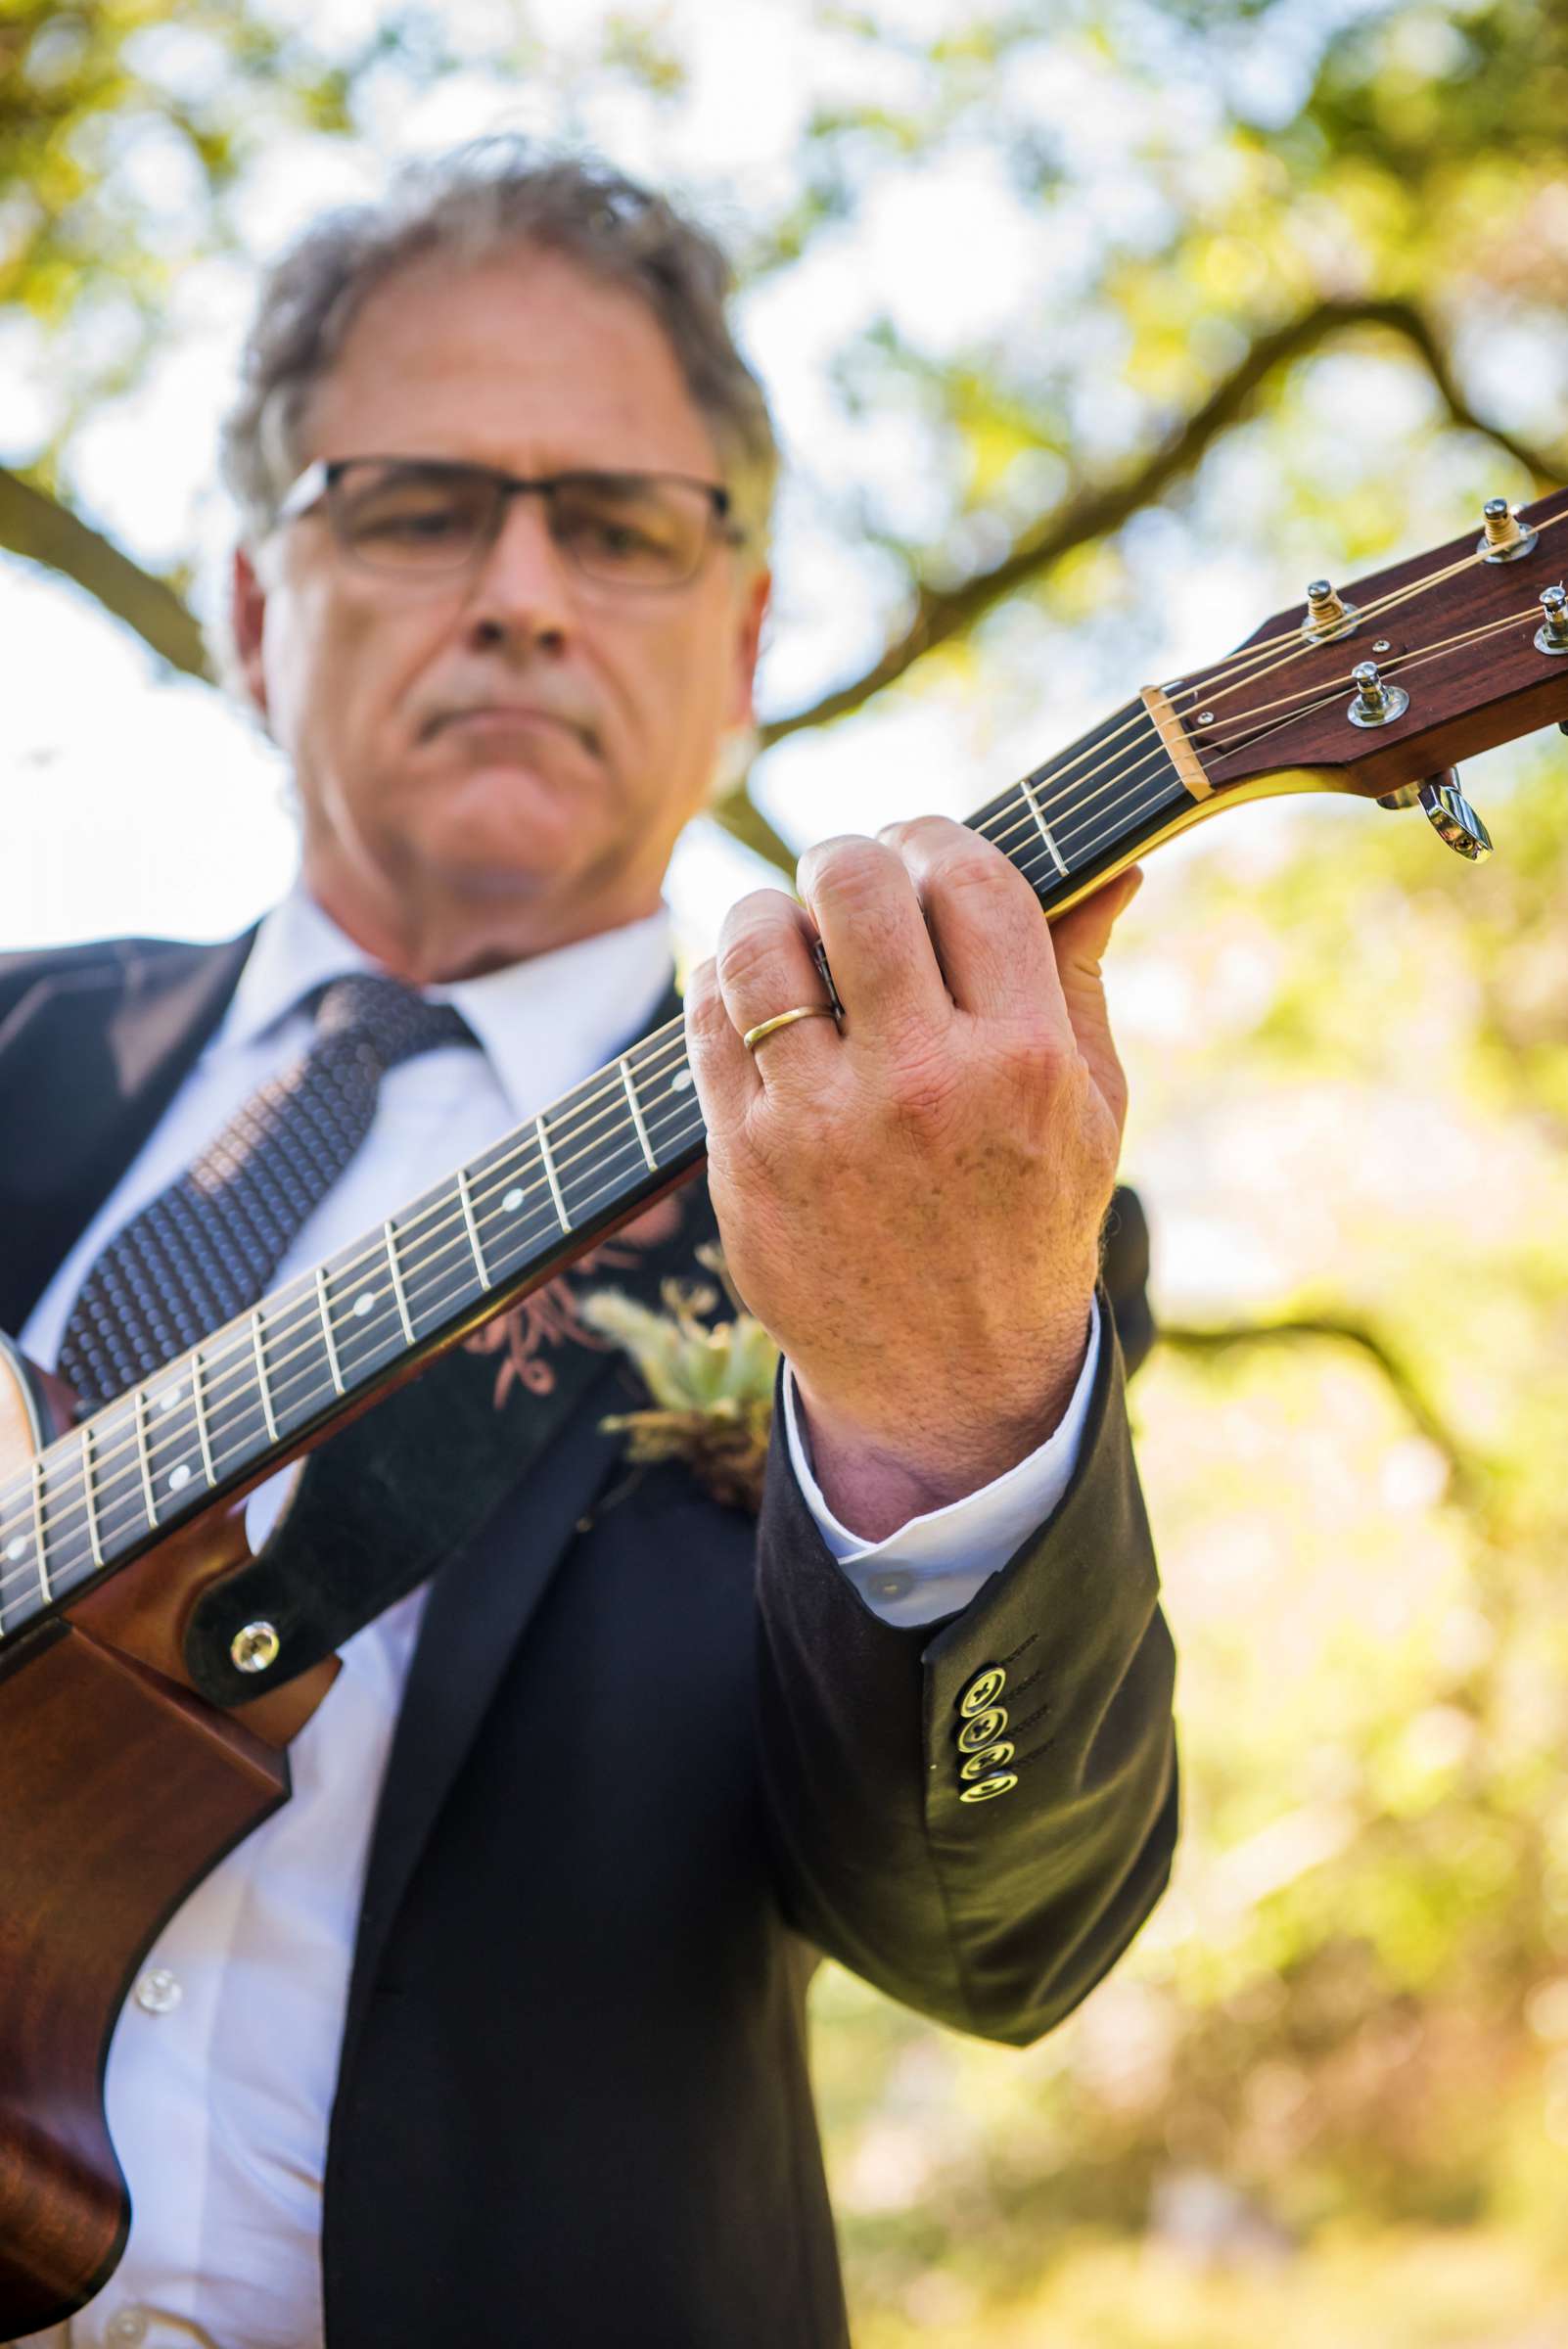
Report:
793,1303,1096,1542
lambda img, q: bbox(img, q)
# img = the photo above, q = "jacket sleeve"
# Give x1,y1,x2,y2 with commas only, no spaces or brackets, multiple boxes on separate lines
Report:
753,1291,1176,2047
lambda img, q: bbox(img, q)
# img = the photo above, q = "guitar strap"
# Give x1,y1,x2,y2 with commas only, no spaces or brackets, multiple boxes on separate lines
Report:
183,1173,720,1710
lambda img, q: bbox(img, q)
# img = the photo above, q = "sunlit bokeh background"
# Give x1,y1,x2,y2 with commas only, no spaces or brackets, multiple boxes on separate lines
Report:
6,2,1568,2339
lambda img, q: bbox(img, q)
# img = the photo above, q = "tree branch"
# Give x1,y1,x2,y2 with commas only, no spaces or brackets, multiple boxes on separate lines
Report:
0,464,210,680
1156,1313,1482,1505
707,775,798,876
760,295,1567,747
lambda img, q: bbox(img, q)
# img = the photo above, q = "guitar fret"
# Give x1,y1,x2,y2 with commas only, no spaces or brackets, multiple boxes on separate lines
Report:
1019,777,1069,877
537,1115,572,1233
30,1456,49,1603
132,1386,158,1531
620,1054,658,1174
81,1422,103,1570
192,1350,216,1487
316,1266,346,1396
252,1308,279,1442
456,1168,491,1289
385,1220,415,1345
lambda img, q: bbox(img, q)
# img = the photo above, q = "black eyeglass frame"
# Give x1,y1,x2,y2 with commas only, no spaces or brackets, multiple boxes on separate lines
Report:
272,454,742,589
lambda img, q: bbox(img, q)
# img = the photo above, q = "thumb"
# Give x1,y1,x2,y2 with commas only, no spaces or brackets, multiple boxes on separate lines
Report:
1049,864,1143,1123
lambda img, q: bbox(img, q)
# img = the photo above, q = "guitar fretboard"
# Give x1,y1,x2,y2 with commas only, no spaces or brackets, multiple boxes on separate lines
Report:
0,693,1192,1643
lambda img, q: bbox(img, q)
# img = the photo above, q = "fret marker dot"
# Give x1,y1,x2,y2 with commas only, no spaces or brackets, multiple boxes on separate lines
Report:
353,1291,376,1317
160,1388,183,1413
503,1187,525,1213
670,1069,693,1092
167,1463,193,1494
5,1537,27,1561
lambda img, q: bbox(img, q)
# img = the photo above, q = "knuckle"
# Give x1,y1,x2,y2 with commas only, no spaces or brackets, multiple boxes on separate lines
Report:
716,917,792,998
799,834,896,909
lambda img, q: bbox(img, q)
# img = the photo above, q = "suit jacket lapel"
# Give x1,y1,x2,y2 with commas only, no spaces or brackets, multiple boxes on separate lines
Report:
0,930,255,1330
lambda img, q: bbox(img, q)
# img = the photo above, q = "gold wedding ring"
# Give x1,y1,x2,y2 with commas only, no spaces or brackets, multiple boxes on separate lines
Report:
743,1003,838,1053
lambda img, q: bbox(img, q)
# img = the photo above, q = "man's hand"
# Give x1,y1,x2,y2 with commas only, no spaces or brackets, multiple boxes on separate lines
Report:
684,815,1141,1542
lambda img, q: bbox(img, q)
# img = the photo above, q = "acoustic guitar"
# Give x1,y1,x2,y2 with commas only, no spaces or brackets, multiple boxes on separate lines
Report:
2,486,1566,2327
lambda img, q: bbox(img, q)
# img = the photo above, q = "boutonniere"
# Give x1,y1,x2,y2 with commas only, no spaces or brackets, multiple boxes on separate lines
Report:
579,1244,778,1512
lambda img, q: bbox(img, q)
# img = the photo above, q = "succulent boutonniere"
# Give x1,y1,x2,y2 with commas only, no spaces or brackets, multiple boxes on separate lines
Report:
579,1243,779,1512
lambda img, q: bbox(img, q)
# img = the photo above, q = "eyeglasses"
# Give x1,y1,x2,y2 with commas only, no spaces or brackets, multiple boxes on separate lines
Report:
274,455,741,590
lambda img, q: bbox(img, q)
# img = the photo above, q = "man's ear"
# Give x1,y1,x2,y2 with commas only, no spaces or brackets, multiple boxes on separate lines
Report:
728,566,771,729
230,546,270,720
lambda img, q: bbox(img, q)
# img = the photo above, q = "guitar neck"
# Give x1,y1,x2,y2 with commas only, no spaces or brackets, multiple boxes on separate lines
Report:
0,694,1191,1642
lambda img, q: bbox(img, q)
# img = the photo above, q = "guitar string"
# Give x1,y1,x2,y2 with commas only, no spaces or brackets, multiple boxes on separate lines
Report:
939,568,1552,882
966,516,1565,858
1,584,1553,1575
0,1076,717,1600
1009,599,1551,898
2,558,1561,1581
0,1031,704,1566
1,580,1554,1580
958,536,1562,872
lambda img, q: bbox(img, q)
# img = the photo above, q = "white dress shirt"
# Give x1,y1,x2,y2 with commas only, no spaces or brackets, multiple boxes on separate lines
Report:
13,883,1097,2349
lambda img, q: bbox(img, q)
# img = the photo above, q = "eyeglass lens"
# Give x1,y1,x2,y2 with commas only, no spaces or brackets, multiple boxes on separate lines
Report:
327,460,716,586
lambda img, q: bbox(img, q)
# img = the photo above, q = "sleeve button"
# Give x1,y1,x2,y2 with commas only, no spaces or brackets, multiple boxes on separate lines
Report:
958,1773,1018,1804
956,1708,1008,1753
959,1666,1007,1715
959,1741,1015,1780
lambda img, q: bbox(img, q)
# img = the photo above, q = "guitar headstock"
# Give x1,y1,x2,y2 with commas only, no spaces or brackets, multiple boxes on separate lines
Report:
1172,487,1568,846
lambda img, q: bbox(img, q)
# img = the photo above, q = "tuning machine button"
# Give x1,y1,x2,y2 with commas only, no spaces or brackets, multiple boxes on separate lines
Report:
1419,769,1492,862
1348,662,1408,728
1477,497,1538,563
1535,584,1568,655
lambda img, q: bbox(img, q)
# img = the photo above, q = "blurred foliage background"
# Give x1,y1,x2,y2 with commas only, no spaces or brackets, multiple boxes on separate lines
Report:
5,0,1568,2340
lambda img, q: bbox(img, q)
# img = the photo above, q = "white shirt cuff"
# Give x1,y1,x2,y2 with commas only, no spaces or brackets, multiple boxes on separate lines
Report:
781,1303,1103,1627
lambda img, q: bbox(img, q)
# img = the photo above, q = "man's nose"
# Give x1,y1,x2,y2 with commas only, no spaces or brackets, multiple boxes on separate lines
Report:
464,491,575,652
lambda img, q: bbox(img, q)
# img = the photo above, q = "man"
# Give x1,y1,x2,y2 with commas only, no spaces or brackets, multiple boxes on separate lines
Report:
2,145,1176,2347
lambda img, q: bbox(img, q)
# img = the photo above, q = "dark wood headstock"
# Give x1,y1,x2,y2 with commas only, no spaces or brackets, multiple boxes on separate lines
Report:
1183,486,1568,803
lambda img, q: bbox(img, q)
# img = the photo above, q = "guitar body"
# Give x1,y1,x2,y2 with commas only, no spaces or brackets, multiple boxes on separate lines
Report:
0,1338,331,2333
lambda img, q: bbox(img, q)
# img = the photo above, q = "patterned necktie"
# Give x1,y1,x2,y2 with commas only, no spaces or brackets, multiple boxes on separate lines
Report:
57,974,477,1407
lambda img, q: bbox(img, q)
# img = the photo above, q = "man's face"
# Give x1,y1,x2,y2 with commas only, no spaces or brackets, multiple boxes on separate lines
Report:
233,245,769,978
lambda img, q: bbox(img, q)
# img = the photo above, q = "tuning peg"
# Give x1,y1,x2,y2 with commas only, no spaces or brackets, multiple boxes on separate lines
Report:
1348,661,1408,727
1302,578,1359,641
1536,584,1568,655
1419,768,1492,862
1477,497,1539,563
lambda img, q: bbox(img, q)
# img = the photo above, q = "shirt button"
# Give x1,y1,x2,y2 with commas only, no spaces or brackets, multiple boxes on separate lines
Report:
868,1571,912,1601
133,1968,182,2015
108,2311,150,2344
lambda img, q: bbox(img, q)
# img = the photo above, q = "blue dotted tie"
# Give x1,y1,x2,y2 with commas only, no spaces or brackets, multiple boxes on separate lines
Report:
57,975,476,1406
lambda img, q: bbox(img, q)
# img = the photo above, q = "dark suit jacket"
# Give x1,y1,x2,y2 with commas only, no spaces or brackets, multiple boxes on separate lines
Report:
0,932,1176,2349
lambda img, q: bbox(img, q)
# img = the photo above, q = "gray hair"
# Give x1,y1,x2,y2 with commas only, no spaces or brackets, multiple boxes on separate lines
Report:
218,140,779,562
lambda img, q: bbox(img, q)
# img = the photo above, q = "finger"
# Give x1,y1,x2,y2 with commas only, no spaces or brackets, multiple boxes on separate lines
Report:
794,835,951,1049
1048,865,1143,1125
713,889,841,1087
683,952,758,1134
878,814,1061,1027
